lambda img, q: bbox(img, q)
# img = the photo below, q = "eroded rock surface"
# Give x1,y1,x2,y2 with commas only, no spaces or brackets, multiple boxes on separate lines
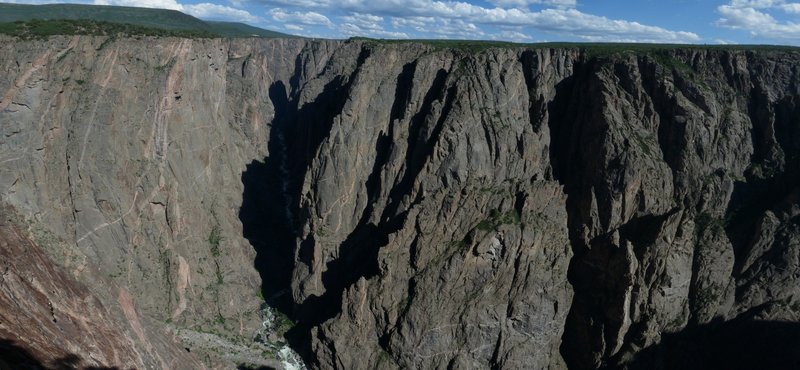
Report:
0,204,204,369
2,36,800,369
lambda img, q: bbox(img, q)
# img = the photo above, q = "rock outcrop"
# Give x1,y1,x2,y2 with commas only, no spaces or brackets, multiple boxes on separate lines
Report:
0,204,204,369
1,35,799,369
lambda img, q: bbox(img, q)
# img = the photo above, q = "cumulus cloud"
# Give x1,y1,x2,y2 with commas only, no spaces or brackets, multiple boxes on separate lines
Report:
490,30,533,41
95,0,182,11
504,8,699,42
717,0,800,40
428,19,484,38
338,13,409,38
269,8,333,27
184,3,260,22
727,0,782,7
340,24,409,38
782,3,800,13
14,0,704,43
94,0,260,22
486,0,576,9
254,0,699,42
340,13,384,30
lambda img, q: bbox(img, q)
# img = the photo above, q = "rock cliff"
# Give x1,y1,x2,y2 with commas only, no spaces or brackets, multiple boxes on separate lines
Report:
1,36,799,369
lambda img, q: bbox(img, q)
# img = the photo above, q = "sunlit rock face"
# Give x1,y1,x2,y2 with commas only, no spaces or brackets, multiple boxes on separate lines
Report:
2,36,800,369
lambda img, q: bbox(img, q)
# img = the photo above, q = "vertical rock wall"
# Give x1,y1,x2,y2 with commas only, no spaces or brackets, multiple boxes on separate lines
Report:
2,36,800,369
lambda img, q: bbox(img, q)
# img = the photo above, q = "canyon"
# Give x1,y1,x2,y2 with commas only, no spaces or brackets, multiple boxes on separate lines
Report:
1,36,799,369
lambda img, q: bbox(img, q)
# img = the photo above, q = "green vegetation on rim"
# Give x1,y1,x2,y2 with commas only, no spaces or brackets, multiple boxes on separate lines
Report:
0,19,218,39
350,37,521,52
349,37,800,54
0,3,295,38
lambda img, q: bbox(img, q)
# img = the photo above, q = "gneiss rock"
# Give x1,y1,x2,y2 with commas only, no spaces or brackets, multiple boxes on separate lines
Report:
0,204,204,369
2,36,800,369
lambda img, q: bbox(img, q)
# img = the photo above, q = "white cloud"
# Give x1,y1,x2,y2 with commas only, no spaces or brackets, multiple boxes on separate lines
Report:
340,13,384,30
95,0,182,11
490,30,533,41
338,13,410,38
486,0,576,9
13,0,702,43
728,0,783,7
430,19,485,38
184,3,260,22
269,8,333,27
390,16,433,29
256,0,699,43
516,9,699,42
725,0,800,11
717,5,777,29
780,3,800,13
340,23,409,38
717,0,800,41
94,0,259,22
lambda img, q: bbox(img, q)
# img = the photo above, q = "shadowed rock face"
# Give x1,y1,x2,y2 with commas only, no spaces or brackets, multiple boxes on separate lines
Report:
1,35,800,369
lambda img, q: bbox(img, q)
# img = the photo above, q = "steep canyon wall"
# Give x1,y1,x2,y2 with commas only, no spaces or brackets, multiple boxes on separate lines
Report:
1,36,799,369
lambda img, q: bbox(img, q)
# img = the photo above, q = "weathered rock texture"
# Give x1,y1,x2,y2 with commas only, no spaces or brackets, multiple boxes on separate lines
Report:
0,204,203,369
1,35,800,369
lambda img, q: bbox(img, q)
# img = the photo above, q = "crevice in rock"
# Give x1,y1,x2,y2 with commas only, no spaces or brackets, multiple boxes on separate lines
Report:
543,70,579,186
552,56,679,369
241,46,372,363
617,211,676,250
542,57,627,370
727,94,800,275
390,61,417,123
746,84,779,167
240,54,249,78
637,57,684,186
488,331,503,370
298,77,458,333
241,47,464,366
555,52,800,370
384,68,450,219
235,46,800,370
543,58,597,369
240,81,295,314
520,50,546,133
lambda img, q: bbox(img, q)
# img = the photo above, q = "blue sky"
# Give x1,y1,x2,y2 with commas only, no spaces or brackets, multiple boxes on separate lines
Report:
8,0,800,44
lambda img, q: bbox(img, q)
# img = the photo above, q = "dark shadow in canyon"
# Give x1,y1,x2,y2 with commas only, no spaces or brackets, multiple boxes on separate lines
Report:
242,67,360,293
239,50,370,362
608,319,800,370
724,95,800,273
293,67,455,334
549,54,800,370
0,339,119,370
239,49,459,366
239,81,297,315
543,57,609,370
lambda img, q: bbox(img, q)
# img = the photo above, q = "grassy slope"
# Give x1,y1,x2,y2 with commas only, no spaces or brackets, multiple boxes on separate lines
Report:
0,3,208,30
0,3,293,38
0,19,219,39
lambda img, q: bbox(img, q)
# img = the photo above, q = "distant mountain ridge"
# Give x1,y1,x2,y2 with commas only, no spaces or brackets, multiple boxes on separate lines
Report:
0,2,295,38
